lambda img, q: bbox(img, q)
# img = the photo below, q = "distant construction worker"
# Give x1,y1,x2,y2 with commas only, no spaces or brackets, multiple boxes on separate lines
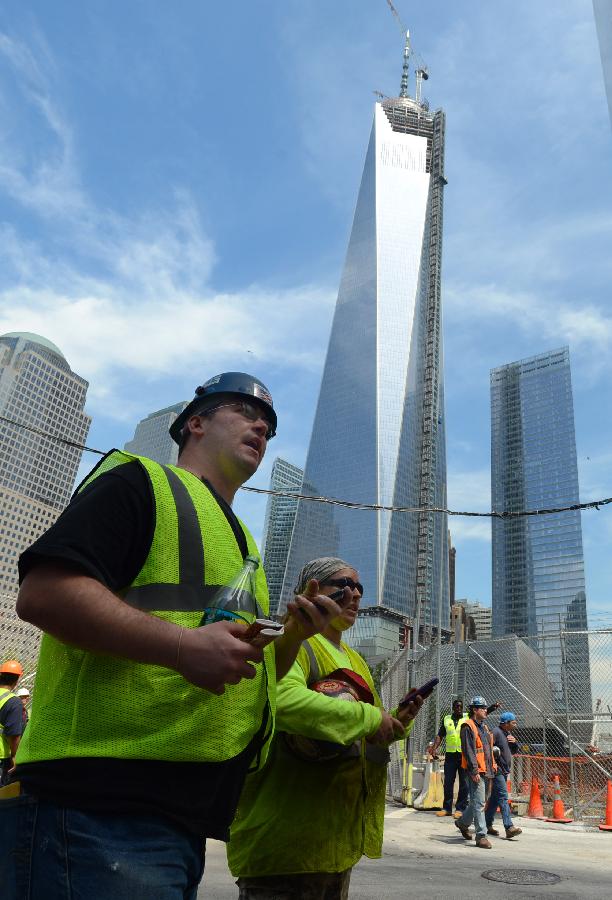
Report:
486,711,522,839
0,660,25,786
15,688,30,730
454,696,496,849
430,698,469,818
431,697,500,818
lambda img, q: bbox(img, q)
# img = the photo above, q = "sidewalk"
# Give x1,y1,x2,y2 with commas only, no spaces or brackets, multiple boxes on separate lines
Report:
199,805,612,898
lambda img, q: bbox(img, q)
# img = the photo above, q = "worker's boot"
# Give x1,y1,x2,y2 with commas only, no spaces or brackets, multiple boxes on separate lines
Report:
505,826,522,839
454,820,473,840
487,827,499,836
436,809,451,817
476,837,492,849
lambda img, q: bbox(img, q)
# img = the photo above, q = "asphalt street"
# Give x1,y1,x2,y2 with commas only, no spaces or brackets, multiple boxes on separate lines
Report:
199,806,612,899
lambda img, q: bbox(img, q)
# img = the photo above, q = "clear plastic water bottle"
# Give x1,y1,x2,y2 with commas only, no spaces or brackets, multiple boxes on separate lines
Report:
200,555,259,625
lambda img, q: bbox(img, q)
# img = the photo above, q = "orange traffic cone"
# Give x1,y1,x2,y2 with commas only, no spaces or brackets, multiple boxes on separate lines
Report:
546,775,572,823
527,777,545,819
599,780,612,832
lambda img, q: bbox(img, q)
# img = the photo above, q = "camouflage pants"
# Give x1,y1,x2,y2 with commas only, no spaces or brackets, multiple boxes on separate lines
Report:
236,869,352,900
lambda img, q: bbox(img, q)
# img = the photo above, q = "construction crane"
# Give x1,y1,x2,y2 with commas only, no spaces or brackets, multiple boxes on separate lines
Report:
385,0,406,34
384,1,430,105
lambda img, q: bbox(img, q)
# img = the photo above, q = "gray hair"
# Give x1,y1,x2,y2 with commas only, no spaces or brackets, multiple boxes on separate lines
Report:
294,557,353,595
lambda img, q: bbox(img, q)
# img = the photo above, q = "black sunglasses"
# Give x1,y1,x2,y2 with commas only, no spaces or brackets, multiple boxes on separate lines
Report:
321,577,364,596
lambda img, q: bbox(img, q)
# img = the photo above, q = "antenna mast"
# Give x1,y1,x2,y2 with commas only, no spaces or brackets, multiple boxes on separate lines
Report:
385,1,411,98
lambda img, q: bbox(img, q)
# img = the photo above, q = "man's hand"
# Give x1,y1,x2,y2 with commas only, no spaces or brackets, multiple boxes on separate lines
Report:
367,710,405,745
397,694,424,727
471,772,481,784
284,579,344,640
506,733,517,744
175,620,264,695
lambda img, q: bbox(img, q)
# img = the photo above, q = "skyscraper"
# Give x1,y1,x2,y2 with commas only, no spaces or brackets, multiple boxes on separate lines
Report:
260,458,303,616
0,332,91,657
281,36,449,630
594,0,612,128
491,347,591,712
124,402,188,465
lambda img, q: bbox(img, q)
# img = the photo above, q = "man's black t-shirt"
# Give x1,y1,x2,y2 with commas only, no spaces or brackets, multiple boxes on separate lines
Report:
15,459,256,839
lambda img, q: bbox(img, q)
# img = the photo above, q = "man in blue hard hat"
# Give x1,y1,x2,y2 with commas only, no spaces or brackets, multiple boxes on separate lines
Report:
486,711,522,840
6,372,346,900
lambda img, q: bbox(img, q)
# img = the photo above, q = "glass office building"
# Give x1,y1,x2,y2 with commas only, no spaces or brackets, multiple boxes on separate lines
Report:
261,458,303,616
0,331,91,664
281,43,449,630
594,0,612,128
491,347,591,712
124,402,188,465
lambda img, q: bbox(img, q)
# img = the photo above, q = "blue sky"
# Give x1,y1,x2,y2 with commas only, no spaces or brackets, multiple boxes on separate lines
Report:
1,1,611,619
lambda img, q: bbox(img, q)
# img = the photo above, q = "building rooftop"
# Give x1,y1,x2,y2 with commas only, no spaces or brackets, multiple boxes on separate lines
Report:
0,332,67,362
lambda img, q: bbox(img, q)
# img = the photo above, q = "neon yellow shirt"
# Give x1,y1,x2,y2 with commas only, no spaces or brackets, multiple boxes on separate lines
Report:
227,634,414,876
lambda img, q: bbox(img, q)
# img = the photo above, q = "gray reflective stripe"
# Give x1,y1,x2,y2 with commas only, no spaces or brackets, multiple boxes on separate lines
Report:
123,583,261,614
303,641,319,684
124,583,221,612
161,465,205,587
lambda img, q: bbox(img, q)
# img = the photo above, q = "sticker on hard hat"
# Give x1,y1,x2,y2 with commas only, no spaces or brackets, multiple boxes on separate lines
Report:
253,383,273,405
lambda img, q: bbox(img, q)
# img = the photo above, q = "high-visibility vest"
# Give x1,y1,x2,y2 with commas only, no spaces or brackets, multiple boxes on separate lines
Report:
443,713,468,752
0,689,16,758
17,450,275,767
460,718,496,773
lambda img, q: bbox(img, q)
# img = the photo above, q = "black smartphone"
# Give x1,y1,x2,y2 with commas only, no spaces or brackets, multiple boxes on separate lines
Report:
329,588,353,606
398,676,440,708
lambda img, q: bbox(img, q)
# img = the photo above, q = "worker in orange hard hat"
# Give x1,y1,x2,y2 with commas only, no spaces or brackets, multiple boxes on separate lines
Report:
0,660,25,786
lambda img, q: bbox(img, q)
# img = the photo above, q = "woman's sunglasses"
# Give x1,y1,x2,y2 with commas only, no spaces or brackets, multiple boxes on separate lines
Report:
321,577,364,598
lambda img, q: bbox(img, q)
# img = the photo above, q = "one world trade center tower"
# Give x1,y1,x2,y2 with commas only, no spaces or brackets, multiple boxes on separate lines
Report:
281,35,449,632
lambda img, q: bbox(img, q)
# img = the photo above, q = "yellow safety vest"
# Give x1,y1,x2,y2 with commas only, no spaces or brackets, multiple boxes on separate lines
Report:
443,714,469,753
0,689,16,758
17,450,275,767
228,634,414,877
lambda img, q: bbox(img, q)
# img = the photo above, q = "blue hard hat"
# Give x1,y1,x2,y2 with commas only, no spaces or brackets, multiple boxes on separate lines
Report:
470,695,487,708
170,372,277,443
499,711,516,724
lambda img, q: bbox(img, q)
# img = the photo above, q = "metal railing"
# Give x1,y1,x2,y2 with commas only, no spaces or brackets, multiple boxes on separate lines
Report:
381,628,612,823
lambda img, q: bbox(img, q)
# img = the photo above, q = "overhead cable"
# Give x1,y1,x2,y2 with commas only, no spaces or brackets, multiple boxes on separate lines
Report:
1,413,610,520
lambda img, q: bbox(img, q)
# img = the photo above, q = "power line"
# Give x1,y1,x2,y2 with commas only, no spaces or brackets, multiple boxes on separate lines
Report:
1,413,611,520
0,414,105,457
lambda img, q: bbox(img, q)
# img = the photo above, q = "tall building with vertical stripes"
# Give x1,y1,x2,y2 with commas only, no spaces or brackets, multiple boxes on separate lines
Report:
491,347,591,713
0,332,91,661
280,36,449,631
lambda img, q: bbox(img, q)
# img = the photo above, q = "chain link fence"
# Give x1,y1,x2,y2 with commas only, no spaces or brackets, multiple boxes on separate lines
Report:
381,628,612,824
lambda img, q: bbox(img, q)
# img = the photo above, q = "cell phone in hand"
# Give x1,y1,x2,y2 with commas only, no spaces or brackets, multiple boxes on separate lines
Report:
240,619,284,648
398,676,439,708
328,587,353,607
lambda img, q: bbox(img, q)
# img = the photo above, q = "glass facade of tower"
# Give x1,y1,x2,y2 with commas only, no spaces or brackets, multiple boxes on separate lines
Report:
594,0,612,128
261,458,303,617
491,347,591,712
124,402,188,466
281,95,449,630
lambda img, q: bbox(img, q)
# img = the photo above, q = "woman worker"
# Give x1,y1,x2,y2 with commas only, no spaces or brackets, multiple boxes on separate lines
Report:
227,556,423,899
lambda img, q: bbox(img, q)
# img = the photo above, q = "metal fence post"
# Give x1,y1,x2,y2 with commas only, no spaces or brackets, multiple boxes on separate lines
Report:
560,628,579,817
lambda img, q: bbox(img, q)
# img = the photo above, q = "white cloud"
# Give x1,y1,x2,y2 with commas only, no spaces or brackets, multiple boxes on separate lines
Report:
447,468,491,544
0,31,83,216
0,28,337,420
449,517,491,545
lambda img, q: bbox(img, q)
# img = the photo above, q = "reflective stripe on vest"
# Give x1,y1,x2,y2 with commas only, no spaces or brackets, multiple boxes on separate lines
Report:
16,450,275,767
0,689,16,758
460,718,495,773
443,714,468,753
